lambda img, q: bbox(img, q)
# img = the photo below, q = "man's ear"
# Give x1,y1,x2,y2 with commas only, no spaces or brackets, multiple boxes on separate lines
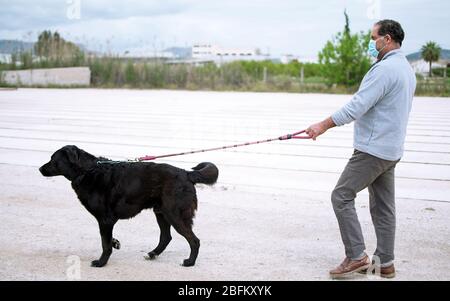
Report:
385,34,392,44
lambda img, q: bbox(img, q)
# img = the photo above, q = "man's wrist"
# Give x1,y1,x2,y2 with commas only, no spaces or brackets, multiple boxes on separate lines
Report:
321,117,336,130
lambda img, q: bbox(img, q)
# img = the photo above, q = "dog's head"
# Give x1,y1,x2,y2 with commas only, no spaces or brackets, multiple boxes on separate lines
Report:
39,145,85,180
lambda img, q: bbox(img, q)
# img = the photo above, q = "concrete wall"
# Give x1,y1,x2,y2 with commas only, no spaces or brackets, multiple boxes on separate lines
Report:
0,67,90,86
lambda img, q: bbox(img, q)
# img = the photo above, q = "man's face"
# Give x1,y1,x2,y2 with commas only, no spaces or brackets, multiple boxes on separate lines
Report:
371,25,391,52
371,25,383,50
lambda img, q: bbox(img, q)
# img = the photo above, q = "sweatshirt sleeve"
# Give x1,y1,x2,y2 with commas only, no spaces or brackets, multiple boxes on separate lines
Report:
331,64,390,126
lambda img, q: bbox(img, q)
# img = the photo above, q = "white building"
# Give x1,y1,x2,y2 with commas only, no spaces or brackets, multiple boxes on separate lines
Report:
120,47,175,59
280,54,296,64
407,49,450,76
192,44,256,58
0,53,12,64
409,60,447,75
190,44,268,65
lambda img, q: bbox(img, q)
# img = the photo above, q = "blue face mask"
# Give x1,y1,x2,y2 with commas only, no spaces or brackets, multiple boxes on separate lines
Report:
368,37,387,58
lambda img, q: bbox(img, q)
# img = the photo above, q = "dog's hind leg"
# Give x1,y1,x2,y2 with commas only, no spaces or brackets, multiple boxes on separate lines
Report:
146,211,172,260
91,222,116,267
165,213,200,267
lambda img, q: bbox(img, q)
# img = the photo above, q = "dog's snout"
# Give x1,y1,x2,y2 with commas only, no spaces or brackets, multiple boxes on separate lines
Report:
39,165,46,176
39,163,51,176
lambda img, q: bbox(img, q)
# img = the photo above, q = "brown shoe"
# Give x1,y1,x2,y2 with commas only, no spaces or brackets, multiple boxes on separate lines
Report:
380,264,396,278
329,254,370,279
359,264,396,278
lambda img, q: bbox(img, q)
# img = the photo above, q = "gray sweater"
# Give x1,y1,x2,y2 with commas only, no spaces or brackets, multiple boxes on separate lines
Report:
331,49,416,161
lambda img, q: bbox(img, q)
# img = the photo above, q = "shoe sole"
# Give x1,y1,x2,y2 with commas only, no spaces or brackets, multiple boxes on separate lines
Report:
357,269,396,278
329,263,371,279
380,272,396,279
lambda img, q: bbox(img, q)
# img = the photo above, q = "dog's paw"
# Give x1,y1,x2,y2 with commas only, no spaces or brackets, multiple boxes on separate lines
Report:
182,259,195,267
145,251,158,260
91,260,106,267
112,238,121,250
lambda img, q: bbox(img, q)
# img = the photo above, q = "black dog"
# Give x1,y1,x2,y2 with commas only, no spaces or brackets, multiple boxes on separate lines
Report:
39,145,218,267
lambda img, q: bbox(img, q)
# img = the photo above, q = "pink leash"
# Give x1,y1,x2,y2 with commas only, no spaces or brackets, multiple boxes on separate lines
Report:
137,130,311,161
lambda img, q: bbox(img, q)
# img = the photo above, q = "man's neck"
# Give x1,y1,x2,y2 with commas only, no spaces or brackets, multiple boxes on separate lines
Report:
378,45,401,61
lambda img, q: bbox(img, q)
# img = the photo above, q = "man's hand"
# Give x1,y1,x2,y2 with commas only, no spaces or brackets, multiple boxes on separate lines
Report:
305,117,336,140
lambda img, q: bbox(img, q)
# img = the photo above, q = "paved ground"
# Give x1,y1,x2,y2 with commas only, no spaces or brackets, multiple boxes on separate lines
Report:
0,88,449,281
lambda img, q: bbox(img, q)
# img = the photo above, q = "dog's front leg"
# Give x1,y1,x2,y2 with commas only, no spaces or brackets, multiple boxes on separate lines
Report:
91,222,115,267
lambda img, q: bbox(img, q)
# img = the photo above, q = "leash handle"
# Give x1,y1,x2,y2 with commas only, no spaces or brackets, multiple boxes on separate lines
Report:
137,155,157,161
279,130,310,140
138,129,311,161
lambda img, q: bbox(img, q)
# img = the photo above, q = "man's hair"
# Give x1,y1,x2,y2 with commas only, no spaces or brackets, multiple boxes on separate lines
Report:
375,19,405,46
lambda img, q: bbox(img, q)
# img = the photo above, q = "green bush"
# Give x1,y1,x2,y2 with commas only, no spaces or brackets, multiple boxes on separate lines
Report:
267,75,293,91
124,60,137,85
432,67,450,77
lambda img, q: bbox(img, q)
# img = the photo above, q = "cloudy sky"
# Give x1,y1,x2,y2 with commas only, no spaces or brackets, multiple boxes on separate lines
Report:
1,0,449,59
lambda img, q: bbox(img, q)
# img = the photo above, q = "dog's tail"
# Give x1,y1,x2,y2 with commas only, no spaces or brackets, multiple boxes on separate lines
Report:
187,162,219,185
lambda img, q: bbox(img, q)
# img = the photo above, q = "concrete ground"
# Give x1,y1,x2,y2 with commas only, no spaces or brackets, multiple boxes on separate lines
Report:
0,88,449,281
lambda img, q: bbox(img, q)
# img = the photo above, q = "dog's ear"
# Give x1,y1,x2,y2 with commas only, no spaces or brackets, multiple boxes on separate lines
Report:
64,145,80,164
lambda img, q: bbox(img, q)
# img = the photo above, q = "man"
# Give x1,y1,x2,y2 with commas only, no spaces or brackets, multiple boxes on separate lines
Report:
305,20,416,279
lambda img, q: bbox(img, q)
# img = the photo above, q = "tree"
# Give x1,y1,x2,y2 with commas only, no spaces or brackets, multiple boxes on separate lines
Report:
34,30,52,58
318,11,371,86
421,41,441,77
34,30,84,66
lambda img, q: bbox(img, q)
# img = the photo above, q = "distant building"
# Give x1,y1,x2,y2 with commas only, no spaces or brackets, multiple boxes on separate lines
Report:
0,53,12,64
280,54,297,64
120,47,175,59
192,44,255,58
280,54,317,64
188,44,269,65
407,49,450,76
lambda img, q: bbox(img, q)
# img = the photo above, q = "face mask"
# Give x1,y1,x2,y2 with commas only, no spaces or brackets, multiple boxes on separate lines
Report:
368,36,387,58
